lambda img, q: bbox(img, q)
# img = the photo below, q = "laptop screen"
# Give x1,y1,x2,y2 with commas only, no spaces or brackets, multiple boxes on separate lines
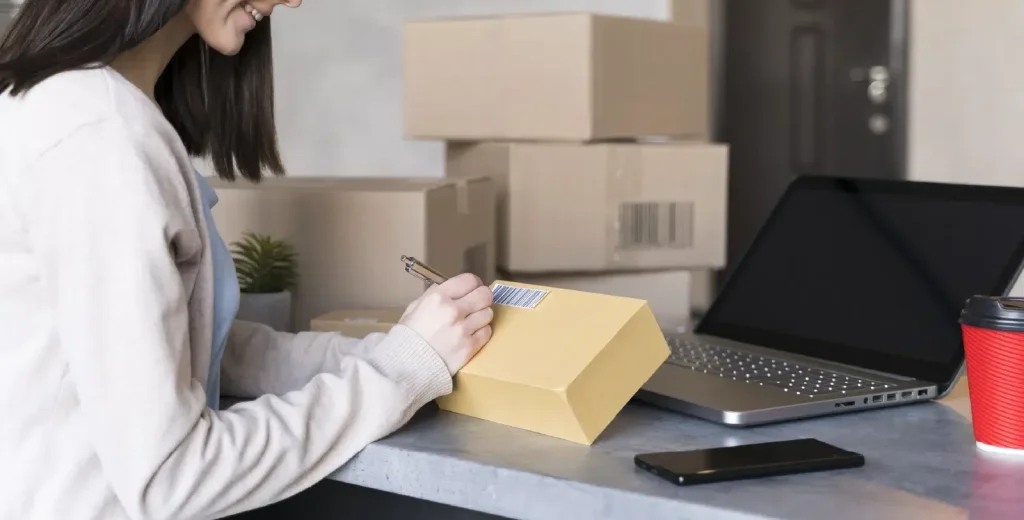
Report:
697,176,1024,385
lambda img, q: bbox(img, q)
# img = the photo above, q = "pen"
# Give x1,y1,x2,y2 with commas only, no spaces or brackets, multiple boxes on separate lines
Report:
401,255,449,286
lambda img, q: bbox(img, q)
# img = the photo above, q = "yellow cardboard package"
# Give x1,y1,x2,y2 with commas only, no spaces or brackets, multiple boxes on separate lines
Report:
436,281,670,445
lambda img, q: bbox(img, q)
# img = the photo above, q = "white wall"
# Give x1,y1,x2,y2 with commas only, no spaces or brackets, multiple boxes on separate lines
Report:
907,0,1024,187
264,0,670,179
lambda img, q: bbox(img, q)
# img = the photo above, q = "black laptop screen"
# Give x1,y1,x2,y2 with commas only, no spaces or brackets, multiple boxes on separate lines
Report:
697,176,1024,385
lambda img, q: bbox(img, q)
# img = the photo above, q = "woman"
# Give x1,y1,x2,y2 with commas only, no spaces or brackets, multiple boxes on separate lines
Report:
0,1,495,518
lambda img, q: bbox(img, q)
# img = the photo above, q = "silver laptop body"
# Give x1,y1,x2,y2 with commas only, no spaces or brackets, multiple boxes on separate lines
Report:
637,333,952,426
635,176,1024,426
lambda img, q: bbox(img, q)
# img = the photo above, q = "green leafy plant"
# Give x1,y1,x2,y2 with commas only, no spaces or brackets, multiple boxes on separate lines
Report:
230,232,299,294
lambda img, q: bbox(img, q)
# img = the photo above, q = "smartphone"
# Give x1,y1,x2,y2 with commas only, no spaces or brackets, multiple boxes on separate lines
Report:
634,438,864,486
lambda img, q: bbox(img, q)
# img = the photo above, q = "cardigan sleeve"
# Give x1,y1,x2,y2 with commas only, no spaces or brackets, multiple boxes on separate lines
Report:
222,319,438,398
26,118,452,520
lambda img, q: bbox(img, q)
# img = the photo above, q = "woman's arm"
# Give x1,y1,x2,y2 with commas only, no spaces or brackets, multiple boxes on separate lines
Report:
221,320,405,398
28,119,452,520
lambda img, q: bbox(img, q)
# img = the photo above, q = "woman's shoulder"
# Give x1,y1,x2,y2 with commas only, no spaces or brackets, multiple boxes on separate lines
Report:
2,68,197,223
2,67,182,166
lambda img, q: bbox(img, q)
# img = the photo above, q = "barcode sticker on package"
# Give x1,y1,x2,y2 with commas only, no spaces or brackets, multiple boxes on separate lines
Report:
492,283,549,309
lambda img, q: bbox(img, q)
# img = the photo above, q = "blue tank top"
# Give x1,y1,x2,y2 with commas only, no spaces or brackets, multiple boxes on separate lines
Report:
194,173,241,410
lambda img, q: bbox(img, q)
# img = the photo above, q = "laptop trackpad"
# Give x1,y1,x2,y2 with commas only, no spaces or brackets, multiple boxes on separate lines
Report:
643,363,801,412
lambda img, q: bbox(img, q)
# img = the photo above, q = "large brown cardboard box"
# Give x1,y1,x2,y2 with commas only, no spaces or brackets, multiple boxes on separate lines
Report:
512,270,692,333
209,177,495,330
310,308,405,338
446,141,728,273
403,13,708,142
436,280,670,445
670,0,710,26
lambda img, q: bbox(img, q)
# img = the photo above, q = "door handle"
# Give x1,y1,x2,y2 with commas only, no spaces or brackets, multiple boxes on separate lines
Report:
866,66,889,104
849,65,890,105
850,65,891,135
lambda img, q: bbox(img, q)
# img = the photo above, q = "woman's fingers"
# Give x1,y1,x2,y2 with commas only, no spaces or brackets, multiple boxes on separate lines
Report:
435,273,484,300
470,325,493,352
463,306,494,334
456,284,494,317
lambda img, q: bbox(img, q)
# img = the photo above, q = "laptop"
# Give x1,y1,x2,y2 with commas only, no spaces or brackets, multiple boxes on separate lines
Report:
636,175,1024,426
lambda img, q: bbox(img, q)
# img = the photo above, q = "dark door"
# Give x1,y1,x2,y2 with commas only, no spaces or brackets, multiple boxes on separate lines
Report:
720,0,908,282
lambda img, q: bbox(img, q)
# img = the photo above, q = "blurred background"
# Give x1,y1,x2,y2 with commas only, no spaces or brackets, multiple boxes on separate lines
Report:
4,0,1022,326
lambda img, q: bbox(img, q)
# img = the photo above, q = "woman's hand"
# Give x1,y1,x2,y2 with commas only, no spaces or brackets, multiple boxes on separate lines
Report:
399,273,494,375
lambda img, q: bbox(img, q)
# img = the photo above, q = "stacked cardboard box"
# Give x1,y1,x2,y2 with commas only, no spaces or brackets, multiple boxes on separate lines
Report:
402,10,727,327
209,177,496,331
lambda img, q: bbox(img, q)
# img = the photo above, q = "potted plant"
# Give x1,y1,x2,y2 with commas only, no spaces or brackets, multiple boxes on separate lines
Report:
231,232,299,332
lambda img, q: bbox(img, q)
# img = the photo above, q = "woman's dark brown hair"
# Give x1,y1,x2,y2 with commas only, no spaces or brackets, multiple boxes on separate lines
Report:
0,0,283,181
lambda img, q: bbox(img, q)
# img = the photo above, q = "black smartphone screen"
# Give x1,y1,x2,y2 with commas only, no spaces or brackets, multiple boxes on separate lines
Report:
634,438,864,485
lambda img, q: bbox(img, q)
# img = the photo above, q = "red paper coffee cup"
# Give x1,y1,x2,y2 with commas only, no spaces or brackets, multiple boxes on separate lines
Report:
959,296,1024,455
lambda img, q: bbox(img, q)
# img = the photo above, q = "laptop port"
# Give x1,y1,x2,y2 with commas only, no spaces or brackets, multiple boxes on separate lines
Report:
886,393,897,402
872,395,883,403
835,401,855,408
901,391,913,399
918,389,928,397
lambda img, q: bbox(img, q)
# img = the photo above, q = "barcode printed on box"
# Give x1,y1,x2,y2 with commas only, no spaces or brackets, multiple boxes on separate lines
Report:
492,284,548,309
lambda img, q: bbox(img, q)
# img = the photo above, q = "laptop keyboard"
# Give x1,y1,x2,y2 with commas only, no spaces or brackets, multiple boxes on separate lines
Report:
667,337,896,398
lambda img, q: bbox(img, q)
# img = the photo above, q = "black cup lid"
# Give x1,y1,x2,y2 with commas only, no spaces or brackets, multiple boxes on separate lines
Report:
959,295,1024,332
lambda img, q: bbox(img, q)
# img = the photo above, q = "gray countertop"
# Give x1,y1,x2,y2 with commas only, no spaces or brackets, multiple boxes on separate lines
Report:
328,378,1024,520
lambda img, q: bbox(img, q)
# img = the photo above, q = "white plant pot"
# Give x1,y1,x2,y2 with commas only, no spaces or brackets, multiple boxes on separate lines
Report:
237,290,293,332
